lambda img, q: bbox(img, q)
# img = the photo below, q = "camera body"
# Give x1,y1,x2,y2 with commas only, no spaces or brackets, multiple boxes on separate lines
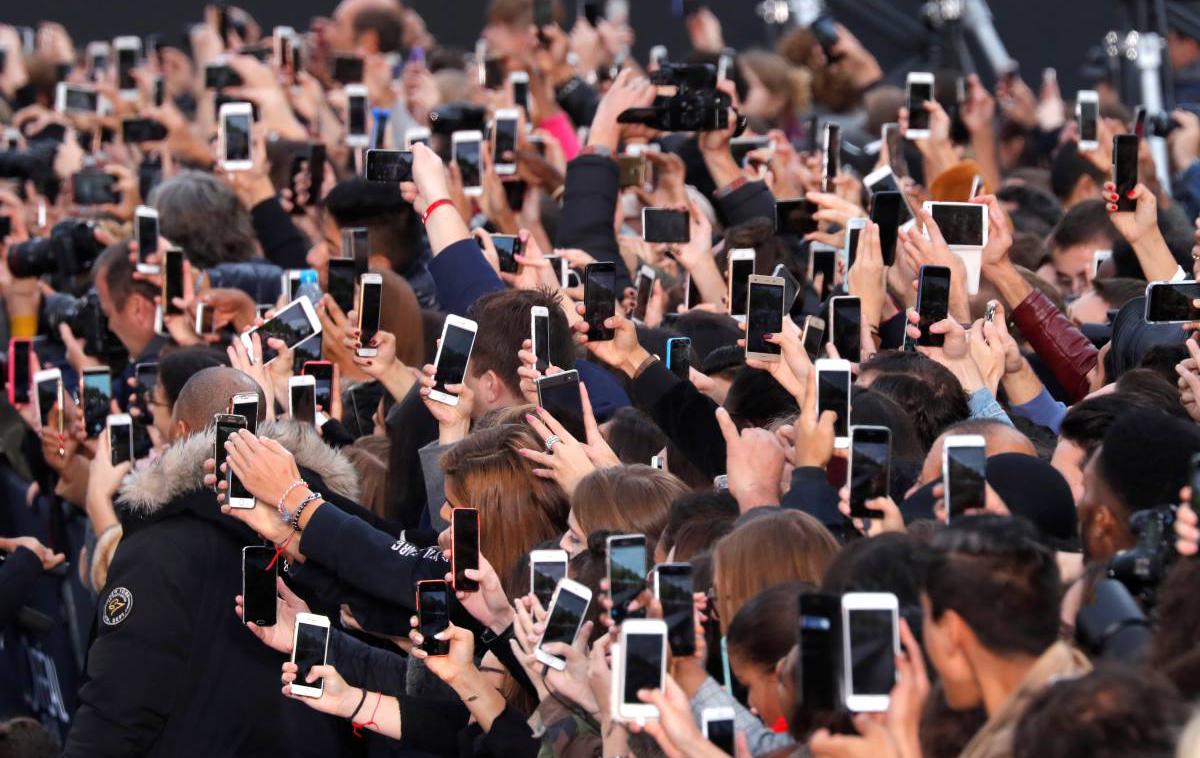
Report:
8,219,103,285
617,63,734,133
1146,105,1200,138
1106,505,1176,608
43,290,125,363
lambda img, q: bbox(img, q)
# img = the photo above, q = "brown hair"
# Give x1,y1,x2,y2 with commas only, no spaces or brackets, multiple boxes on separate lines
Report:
344,435,390,518
442,424,570,593
570,465,689,548
375,268,424,367
739,49,810,117
712,509,839,633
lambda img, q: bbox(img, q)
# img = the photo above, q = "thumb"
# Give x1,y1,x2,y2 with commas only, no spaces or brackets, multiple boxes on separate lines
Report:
715,407,739,446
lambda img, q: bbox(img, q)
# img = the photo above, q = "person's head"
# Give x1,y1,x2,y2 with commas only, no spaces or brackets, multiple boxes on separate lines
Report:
465,289,573,418
858,354,970,450
441,424,570,592
822,533,927,613
171,367,265,443
1168,28,1200,71
726,582,807,726
0,716,60,758
1115,367,1188,417
1012,665,1186,758
723,366,799,429
330,0,405,53
1080,409,1200,561
996,184,1063,237
560,465,688,557
657,489,739,563
1149,556,1200,674
1068,277,1146,325
738,49,808,122
374,268,426,367
919,419,1036,486
94,241,159,359
152,346,231,442
921,515,1061,711
1045,200,1120,297
319,178,425,279
1049,142,1107,209
601,407,668,466
149,171,257,269
711,509,839,633
484,0,558,63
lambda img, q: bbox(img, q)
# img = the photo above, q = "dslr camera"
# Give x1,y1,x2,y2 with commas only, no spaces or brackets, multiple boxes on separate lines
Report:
1146,104,1200,138
1106,505,1176,608
8,219,104,288
43,290,125,363
617,63,740,133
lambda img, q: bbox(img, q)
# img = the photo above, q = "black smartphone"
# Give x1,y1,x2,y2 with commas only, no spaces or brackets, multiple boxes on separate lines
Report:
655,563,695,657
72,171,118,205
907,75,933,133
642,208,690,244
849,426,891,519
584,262,616,341
491,234,523,274
356,274,383,355
332,53,364,85
121,117,168,144
666,336,691,380
798,592,841,710
302,361,334,412
364,149,413,182
214,413,252,503
9,339,31,405
135,361,158,405
915,265,951,348
869,191,902,266
290,380,316,425
1144,282,1200,323
810,244,836,301
536,370,586,440
822,123,841,192
607,534,647,623
82,367,113,438
452,508,480,592
746,276,784,358
327,258,357,316
109,416,133,466
944,438,987,517
816,362,851,441
830,296,862,362
309,143,326,204
204,63,242,89
242,545,278,626
803,316,826,360
162,247,184,316
342,226,369,279
775,198,819,236
1113,134,1138,213
417,580,451,655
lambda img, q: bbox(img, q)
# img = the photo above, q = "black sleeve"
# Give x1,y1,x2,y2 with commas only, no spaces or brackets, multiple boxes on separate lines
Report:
328,627,409,694
555,154,633,293
386,385,440,529
0,547,43,626
480,624,538,699
630,360,726,479
250,197,310,270
476,705,541,757
397,695,469,754
318,418,356,450
780,466,846,536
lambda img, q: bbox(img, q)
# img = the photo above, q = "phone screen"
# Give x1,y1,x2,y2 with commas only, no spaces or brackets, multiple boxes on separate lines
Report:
418,582,451,655
243,546,278,626
930,205,985,247
1113,135,1138,212
37,377,59,427
494,117,518,168
667,338,691,380
622,632,664,705
215,415,252,499
291,383,316,424
916,266,951,347
303,364,334,412
1146,282,1200,323
907,81,932,131
846,224,864,268
849,428,891,518
348,94,367,136
434,323,476,395
775,199,818,236
729,257,755,318
110,420,133,465
946,445,987,515
848,608,896,696
706,719,735,754
533,312,551,372
609,538,647,623
342,227,369,277
137,214,158,256
455,138,482,189
82,370,112,437
365,150,413,182
492,235,521,274
799,593,839,709
870,192,902,266
1079,99,1098,142
812,248,836,300
537,372,585,440
532,560,567,608
822,123,841,189
11,341,30,405
73,172,117,205
747,281,784,356
542,588,588,647
643,209,689,243
224,112,252,162
584,263,616,341
232,396,259,435
657,566,695,656
65,87,98,112
453,509,480,591
803,318,825,359
255,299,318,363
817,369,850,439
359,280,383,346
163,248,184,315
309,144,326,202
294,621,329,688
832,298,862,362
327,259,356,316
117,46,137,90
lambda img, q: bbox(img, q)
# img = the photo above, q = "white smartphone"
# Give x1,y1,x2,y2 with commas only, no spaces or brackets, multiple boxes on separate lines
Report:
289,375,317,425
509,70,530,111
231,391,260,435
55,82,99,114
863,165,900,195
33,368,63,430
493,107,520,176
452,130,484,198
218,101,254,171
356,273,383,357
942,434,987,520
194,303,212,336
535,577,593,671
841,592,899,712
273,25,295,70
107,413,134,466
632,264,657,324
814,358,852,449
727,248,756,323
282,269,303,302
529,548,569,609
843,216,868,270
346,84,369,148
114,36,141,99
700,706,736,755
404,126,432,149
240,296,323,365
134,205,160,274
922,201,988,250
1076,90,1100,151
745,274,785,362
87,40,111,73
530,305,551,372
615,618,668,721
1092,248,1112,277
430,315,479,406
905,72,935,140
290,613,331,698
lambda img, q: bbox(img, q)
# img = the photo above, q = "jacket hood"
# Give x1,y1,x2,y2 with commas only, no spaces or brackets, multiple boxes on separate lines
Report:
119,420,360,515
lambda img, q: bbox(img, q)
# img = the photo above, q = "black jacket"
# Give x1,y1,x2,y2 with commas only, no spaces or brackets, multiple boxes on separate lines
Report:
556,154,633,294
630,359,726,479
65,422,362,757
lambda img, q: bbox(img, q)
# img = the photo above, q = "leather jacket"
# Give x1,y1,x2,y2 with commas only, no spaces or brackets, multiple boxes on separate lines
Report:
1011,287,1098,402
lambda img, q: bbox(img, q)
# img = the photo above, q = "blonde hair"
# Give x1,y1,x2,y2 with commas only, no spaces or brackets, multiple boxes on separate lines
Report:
571,465,688,549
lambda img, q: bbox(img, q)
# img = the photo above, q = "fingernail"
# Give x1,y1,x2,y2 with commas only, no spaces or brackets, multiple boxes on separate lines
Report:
1127,190,1137,199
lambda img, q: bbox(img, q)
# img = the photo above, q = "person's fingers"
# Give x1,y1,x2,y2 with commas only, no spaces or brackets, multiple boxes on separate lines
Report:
714,406,739,446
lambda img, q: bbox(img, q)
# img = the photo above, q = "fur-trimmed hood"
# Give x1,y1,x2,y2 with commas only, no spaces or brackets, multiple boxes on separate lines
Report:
118,420,360,514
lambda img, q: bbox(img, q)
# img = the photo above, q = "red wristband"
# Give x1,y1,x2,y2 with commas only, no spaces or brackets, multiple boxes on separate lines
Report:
422,198,454,224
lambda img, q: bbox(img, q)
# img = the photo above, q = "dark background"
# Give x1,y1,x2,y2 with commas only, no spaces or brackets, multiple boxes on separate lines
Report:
3,0,1133,93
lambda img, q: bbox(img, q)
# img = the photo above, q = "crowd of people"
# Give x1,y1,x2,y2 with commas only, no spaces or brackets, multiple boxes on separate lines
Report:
3,0,1200,756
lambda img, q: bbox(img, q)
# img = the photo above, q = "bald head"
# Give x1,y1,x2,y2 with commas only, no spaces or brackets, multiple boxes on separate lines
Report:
171,367,265,439
919,420,1036,485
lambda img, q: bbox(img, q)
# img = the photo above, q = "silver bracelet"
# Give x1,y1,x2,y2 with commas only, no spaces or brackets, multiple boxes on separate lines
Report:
289,492,322,531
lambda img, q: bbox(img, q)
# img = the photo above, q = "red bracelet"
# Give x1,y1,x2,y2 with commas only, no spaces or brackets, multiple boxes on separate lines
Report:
422,198,454,224
352,691,383,737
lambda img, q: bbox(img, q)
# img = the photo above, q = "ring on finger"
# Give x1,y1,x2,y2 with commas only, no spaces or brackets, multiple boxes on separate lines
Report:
544,434,561,452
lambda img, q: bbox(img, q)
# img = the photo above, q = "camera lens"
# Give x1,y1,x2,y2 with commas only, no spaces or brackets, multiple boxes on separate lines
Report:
7,237,56,279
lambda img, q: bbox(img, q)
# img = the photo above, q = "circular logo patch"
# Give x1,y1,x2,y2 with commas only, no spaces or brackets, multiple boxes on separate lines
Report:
103,587,133,626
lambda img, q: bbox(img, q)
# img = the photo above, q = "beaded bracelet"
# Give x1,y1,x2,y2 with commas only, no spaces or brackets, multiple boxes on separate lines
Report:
289,492,322,531
276,479,309,519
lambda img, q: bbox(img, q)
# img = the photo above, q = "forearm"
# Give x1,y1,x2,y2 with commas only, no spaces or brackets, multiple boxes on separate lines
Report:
683,255,726,306
1000,361,1045,406
1131,230,1181,281
448,668,508,733
379,362,417,403
600,718,632,757
348,690,403,740
425,205,472,256
702,149,742,191
970,128,1002,193
85,490,120,537
982,261,1033,308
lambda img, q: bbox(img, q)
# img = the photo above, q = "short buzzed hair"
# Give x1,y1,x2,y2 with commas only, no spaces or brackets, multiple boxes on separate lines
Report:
96,241,157,311
172,367,265,432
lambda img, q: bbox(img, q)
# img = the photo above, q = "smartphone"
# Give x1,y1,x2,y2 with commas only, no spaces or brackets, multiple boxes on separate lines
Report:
869,191,903,266
212,413,251,507
240,296,323,365
841,593,899,712
745,275,785,361
346,84,369,147
114,36,141,96
430,315,479,406
87,41,110,76
535,577,593,670
727,248,756,322
121,117,168,144
55,83,99,114
616,619,668,720
134,206,160,274
193,303,216,336
844,217,867,270
536,370,586,440
218,102,254,172
1077,90,1100,151
633,265,656,323
342,227,369,279
815,358,851,448
81,367,113,438
915,265,951,348
530,549,568,608
584,262,617,341
103,413,133,466
798,592,841,710
161,246,184,317
354,273,383,357
701,706,736,755
332,53,364,85
969,174,984,200
822,122,841,192
829,295,862,363
492,108,520,176
491,234,523,275
274,25,295,77
325,258,356,317
7,338,31,406
730,135,771,166
809,243,837,301
618,154,646,188
530,305,551,372
943,434,987,518
242,545,278,627
289,376,317,425
923,202,988,249
230,391,259,435
1113,134,1138,213
803,316,826,360
848,426,892,519
665,336,691,380
906,72,934,139
452,130,484,197
289,613,331,698
1144,281,1200,323
642,208,690,244
204,61,242,90
308,143,327,205
510,70,531,113
775,198,819,236
864,165,901,196
451,508,480,592
654,563,695,657
772,263,802,313
405,127,432,149
301,361,334,413
72,171,118,206
417,580,452,655
364,149,413,182
607,533,647,624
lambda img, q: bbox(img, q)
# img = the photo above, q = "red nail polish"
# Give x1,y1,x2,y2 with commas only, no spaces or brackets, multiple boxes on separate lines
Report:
1127,190,1137,199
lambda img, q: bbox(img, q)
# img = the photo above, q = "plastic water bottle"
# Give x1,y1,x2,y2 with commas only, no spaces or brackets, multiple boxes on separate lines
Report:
297,268,323,306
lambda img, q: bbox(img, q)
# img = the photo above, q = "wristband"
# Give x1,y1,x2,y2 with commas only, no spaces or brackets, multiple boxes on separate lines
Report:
422,198,454,224
633,353,660,379
276,480,308,519
289,492,322,531
348,688,368,723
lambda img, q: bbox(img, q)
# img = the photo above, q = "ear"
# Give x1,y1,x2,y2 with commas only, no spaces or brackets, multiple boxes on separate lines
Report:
943,608,975,659
479,369,505,406
1088,504,1124,558
173,419,189,442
